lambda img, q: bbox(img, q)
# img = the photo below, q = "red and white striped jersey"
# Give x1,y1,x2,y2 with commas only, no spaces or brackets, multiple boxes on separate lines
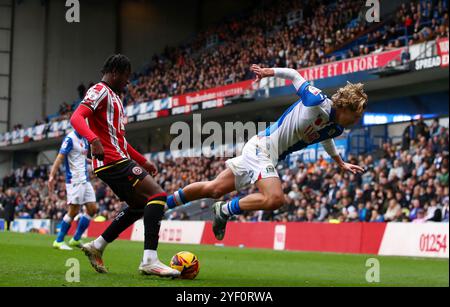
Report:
80,82,130,170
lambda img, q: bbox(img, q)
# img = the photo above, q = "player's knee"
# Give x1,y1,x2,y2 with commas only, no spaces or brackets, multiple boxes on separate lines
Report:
68,207,80,218
264,194,285,211
86,204,98,217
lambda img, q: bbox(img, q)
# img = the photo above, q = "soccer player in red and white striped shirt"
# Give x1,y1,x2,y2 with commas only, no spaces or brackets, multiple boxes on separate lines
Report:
70,54,180,278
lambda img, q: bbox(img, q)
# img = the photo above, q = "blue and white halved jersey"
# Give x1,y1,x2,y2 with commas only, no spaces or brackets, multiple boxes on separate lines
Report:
259,80,344,162
59,131,90,184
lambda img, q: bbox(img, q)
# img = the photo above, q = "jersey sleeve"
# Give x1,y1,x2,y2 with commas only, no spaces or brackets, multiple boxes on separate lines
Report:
59,136,73,155
80,84,108,112
273,68,307,92
297,83,327,107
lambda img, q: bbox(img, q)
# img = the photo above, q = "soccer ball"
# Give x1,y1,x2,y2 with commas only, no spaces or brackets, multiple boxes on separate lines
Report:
170,251,200,280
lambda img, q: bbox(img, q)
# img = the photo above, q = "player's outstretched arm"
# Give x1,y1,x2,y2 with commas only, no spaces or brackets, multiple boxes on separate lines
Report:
70,105,105,161
251,64,306,92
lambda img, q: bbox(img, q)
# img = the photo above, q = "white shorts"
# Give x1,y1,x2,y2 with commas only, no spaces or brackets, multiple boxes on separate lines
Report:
66,182,96,205
225,136,279,191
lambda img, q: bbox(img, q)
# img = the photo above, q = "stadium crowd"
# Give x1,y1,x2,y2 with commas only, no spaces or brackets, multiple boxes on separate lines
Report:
5,0,448,132
1,118,448,224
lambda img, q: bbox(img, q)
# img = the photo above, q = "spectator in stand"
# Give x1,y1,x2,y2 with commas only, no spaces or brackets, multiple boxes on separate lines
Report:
442,198,449,222
384,199,402,222
2,189,16,231
401,47,411,64
416,116,430,140
425,199,443,222
403,120,417,150
430,118,445,137
409,198,422,221
389,160,405,181
412,208,427,223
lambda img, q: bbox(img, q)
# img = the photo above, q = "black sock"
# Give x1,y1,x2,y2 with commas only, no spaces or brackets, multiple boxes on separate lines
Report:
102,206,144,243
144,194,167,250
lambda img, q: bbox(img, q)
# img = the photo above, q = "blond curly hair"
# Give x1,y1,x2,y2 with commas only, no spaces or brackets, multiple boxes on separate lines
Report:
331,82,368,114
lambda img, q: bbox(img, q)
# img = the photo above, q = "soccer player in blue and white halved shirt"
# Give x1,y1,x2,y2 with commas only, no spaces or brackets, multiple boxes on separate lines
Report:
49,130,98,250
167,65,368,241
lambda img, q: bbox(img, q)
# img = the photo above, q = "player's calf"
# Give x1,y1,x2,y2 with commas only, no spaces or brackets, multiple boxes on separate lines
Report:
143,192,167,262
260,193,285,211
167,181,228,209
71,214,92,247
54,214,74,244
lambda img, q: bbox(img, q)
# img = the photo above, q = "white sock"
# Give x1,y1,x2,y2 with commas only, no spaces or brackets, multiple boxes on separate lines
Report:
143,250,158,265
63,214,73,224
221,202,231,216
93,236,108,251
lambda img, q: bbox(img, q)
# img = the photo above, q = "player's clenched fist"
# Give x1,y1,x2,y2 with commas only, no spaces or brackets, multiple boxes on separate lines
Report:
90,138,105,161
143,160,158,177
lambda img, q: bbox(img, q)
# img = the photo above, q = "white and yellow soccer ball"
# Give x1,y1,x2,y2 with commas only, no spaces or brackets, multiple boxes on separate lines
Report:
170,251,200,280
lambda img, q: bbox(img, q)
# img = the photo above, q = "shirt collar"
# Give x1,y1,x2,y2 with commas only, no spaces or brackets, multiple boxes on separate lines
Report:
101,81,120,95
329,107,345,132
329,107,337,123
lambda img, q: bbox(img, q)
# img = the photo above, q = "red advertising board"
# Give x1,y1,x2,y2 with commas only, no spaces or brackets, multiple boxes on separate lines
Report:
172,80,254,107
436,38,449,67
298,48,405,81
67,220,447,258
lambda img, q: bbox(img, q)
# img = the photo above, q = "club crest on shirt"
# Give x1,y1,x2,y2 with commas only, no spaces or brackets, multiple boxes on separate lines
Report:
314,115,327,128
265,166,276,175
132,167,143,176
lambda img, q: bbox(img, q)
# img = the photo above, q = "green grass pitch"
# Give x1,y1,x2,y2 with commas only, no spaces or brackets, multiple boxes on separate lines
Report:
0,232,448,287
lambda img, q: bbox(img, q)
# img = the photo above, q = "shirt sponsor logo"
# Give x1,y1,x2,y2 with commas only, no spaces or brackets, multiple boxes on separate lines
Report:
304,125,320,143
308,86,321,96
